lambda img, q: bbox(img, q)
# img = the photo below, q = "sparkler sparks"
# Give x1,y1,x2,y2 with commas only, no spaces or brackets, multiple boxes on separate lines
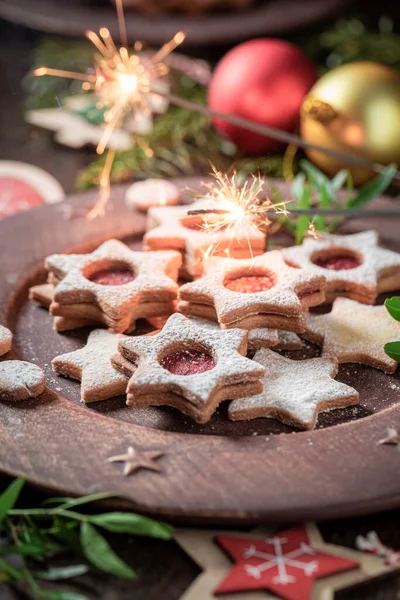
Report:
188,166,289,260
34,3,185,219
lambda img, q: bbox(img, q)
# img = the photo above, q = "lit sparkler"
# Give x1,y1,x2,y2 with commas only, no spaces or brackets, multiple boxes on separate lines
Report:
34,0,185,219
187,166,289,260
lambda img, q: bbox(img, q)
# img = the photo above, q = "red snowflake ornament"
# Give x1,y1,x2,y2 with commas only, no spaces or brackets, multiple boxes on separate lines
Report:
215,526,358,600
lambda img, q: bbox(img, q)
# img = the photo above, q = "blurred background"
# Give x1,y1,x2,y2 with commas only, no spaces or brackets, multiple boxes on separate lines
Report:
0,0,399,202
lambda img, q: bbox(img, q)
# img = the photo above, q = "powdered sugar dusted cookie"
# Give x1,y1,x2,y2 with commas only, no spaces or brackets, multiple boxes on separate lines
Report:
52,329,128,403
45,240,181,333
228,349,359,429
0,326,12,357
144,198,265,278
116,313,266,423
0,361,46,401
283,230,400,304
179,251,326,331
125,179,180,212
275,330,303,351
29,283,54,309
183,316,282,351
305,298,400,373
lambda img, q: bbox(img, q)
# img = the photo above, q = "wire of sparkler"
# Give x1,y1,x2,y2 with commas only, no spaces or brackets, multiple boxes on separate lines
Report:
159,91,400,183
115,0,128,48
87,149,116,220
189,207,400,218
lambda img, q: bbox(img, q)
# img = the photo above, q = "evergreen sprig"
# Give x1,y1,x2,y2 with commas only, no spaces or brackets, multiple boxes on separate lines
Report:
0,479,173,599
271,161,396,243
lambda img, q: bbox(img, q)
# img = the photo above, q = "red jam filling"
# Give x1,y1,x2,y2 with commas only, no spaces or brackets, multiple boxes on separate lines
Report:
160,349,216,375
89,269,135,286
314,255,361,271
225,275,275,294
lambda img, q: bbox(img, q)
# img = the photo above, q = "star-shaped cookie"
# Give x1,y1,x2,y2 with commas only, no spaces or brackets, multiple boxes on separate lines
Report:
228,348,359,429
144,198,265,277
0,325,12,357
52,329,129,403
45,239,181,332
305,298,400,373
116,313,266,423
179,251,326,332
183,316,301,351
283,230,400,304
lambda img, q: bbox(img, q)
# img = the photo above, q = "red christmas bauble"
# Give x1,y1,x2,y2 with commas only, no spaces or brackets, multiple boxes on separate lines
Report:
208,39,318,154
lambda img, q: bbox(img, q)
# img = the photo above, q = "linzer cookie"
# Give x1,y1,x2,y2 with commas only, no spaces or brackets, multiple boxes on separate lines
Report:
0,326,12,357
0,361,46,401
52,329,129,403
283,230,400,304
178,251,326,333
30,283,101,331
228,349,359,429
113,313,266,423
125,179,180,213
183,316,301,351
45,240,181,333
305,297,400,373
144,198,265,278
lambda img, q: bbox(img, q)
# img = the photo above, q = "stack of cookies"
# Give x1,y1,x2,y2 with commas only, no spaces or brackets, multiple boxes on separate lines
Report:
28,221,400,432
178,250,326,334
144,198,266,279
30,239,182,333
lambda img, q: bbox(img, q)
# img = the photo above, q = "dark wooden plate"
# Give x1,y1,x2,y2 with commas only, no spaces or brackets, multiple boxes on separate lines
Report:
0,0,347,46
1,177,400,525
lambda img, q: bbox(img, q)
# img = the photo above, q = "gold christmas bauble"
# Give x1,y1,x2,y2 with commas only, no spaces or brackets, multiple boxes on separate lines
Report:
300,62,400,185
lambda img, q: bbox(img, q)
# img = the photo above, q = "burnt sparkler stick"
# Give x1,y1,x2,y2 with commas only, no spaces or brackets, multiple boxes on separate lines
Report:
161,91,400,183
189,207,400,219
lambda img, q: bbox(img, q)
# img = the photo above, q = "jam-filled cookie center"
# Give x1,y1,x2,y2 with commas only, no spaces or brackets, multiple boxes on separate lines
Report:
224,269,276,293
312,249,362,271
85,261,135,286
160,348,216,376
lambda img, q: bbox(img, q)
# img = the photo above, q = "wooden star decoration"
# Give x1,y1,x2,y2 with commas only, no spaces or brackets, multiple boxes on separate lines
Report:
107,445,164,476
174,523,400,600
378,428,400,446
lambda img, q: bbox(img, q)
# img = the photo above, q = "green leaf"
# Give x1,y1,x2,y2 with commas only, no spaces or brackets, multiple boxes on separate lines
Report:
295,216,310,245
300,159,329,189
0,478,24,525
39,591,89,600
80,523,135,579
385,297,400,322
0,543,47,559
54,492,116,511
291,173,307,201
331,169,349,191
347,164,396,208
35,565,89,580
52,518,83,558
384,341,400,362
0,557,25,581
90,513,173,539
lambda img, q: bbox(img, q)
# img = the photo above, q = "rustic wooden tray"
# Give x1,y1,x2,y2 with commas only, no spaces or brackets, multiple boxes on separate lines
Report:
1,178,399,525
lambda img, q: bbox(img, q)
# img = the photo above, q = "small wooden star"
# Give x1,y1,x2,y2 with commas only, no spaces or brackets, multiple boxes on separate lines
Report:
378,428,400,446
107,445,164,476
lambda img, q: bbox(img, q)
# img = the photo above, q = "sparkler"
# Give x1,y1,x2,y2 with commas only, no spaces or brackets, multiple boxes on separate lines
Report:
187,166,289,260
34,0,185,219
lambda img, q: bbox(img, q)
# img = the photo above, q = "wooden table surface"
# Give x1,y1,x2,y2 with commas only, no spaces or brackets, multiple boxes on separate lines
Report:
1,15,400,600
